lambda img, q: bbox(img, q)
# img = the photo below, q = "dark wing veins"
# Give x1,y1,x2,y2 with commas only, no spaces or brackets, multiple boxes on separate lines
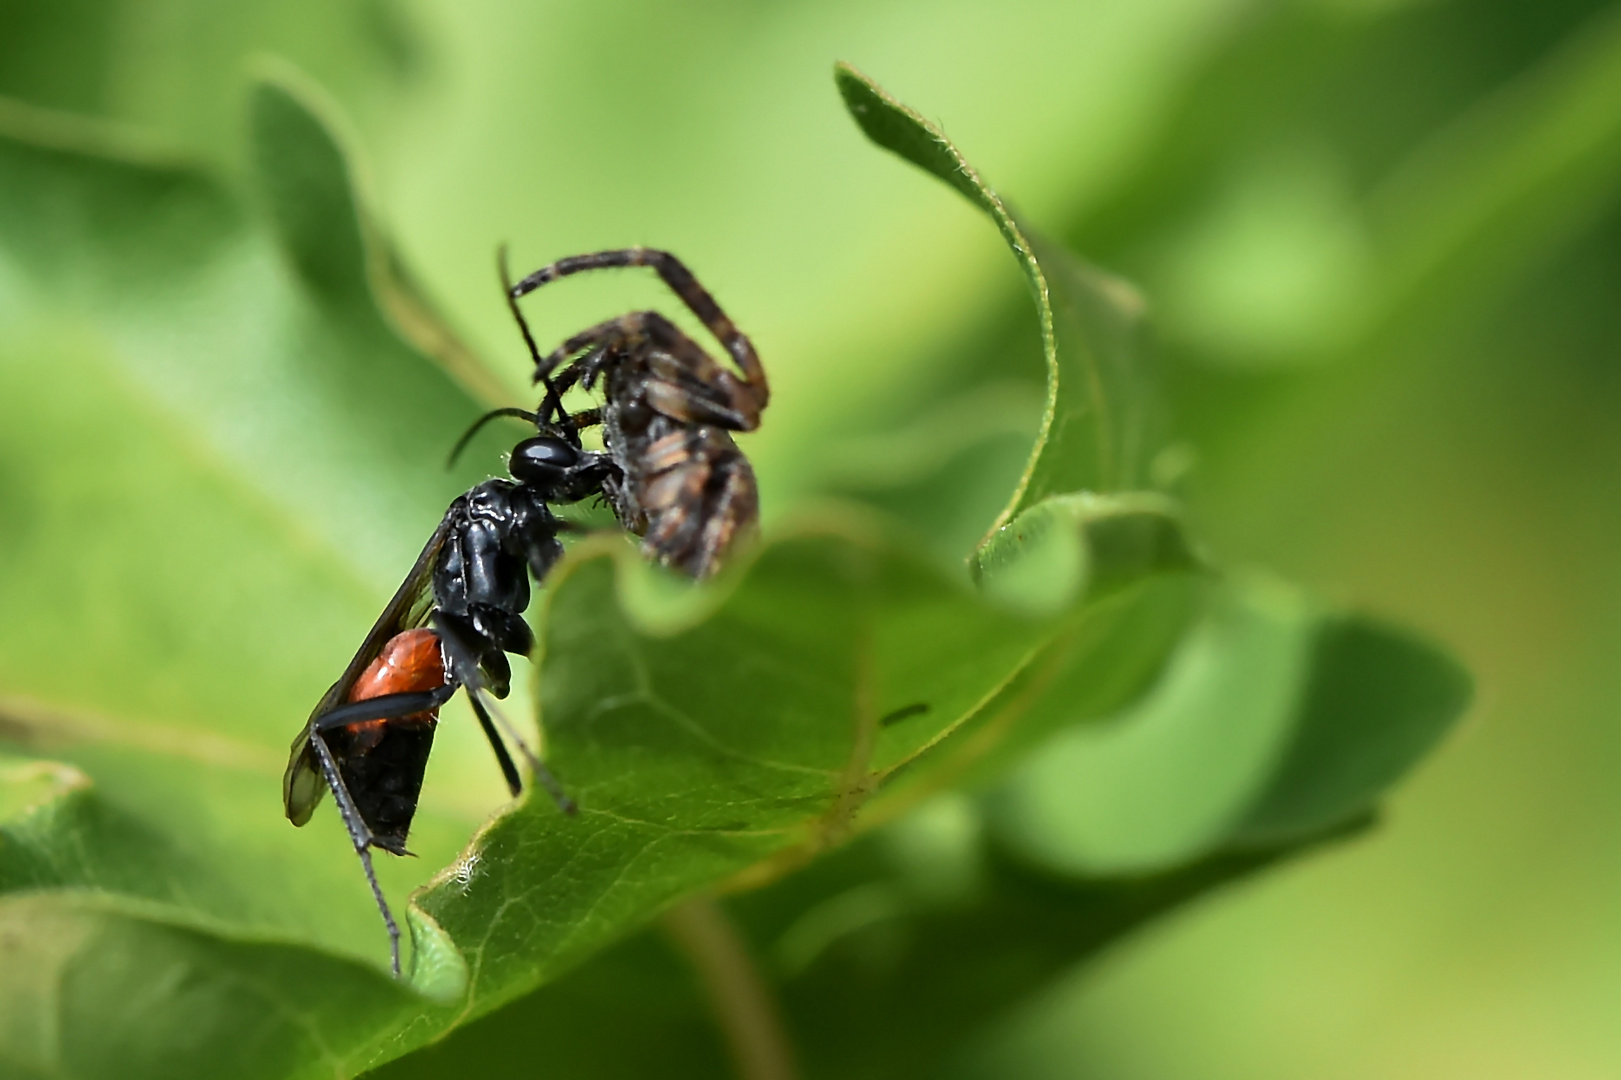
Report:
282,519,451,825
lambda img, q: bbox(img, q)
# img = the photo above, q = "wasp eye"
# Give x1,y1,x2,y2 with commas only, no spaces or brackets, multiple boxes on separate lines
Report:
510,436,578,483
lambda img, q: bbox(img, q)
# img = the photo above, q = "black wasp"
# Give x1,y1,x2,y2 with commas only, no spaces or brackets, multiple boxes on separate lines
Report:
283,250,769,977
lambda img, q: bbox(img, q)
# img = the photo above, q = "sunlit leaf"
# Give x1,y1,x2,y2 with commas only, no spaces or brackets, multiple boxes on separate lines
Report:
0,52,1472,1080
375,66,1476,1080
984,573,1471,875
835,62,1164,539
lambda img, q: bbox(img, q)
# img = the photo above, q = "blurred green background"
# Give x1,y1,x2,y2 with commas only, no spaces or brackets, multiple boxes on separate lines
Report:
3,0,1619,1076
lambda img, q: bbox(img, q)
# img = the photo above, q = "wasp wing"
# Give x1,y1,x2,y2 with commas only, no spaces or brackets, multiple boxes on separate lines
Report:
283,518,451,826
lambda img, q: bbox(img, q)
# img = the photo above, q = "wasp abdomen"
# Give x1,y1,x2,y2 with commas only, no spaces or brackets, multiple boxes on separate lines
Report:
331,628,448,854
348,628,446,711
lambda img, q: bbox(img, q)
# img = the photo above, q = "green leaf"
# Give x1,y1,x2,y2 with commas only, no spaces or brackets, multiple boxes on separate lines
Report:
834,63,1163,540
984,573,1472,875
0,76,504,1077
246,64,507,407
745,803,1373,1080
0,0,421,168
408,525,1066,1011
371,796,1371,1080
0,56,1472,1080
0,74,1196,1073
390,501,1196,1035
855,494,1200,822
378,58,1477,1073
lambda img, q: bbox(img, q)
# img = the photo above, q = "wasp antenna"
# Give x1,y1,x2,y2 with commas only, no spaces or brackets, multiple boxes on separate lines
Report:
446,407,541,469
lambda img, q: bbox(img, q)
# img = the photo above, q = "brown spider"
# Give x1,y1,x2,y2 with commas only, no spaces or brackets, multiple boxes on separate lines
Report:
504,248,769,578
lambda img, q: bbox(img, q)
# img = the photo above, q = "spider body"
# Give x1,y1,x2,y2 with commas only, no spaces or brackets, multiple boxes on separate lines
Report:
595,366,759,579
509,248,769,578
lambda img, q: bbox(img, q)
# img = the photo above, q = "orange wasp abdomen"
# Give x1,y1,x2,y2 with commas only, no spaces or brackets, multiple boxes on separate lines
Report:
344,629,447,748
349,628,446,704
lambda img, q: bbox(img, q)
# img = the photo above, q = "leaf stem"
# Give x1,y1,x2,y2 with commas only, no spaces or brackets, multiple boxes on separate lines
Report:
663,896,800,1080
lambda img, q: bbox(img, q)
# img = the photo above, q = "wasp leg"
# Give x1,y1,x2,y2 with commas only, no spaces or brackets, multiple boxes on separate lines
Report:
462,686,522,797
432,614,578,816
309,684,458,731
306,728,402,978
466,689,577,815
433,626,522,802
509,248,766,401
435,609,521,697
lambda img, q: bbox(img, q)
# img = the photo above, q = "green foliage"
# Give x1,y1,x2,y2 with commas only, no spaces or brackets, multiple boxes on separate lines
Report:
0,40,1472,1080
837,64,1162,519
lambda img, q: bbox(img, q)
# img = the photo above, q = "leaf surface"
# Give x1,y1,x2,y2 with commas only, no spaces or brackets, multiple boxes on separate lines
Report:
372,67,1475,1080
0,78,1194,1074
984,573,1471,875
0,60,1469,1080
835,62,1164,540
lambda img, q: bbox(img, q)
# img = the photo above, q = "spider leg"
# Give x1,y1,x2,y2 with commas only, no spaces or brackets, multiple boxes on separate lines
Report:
566,406,604,432
643,378,752,430
544,356,591,400
634,313,760,429
531,315,640,384
509,248,767,404
575,346,614,392
531,312,758,429
540,311,757,430
600,471,646,535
